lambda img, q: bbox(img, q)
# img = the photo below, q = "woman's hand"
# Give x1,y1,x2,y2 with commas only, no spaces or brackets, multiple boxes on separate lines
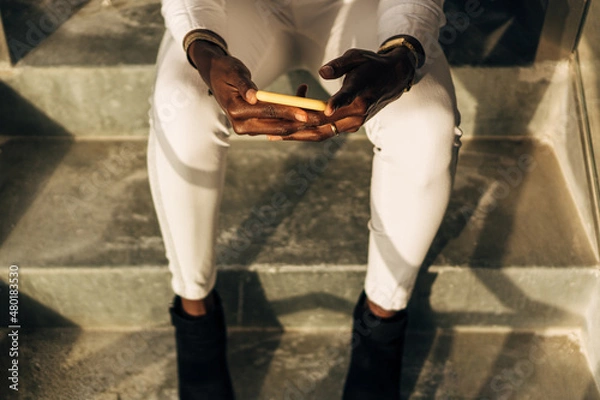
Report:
188,40,318,136
275,46,416,142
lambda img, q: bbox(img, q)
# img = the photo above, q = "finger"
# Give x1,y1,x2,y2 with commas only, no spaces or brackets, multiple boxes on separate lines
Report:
234,78,258,105
233,118,308,136
245,88,258,104
227,62,259,104
278,130,330,142
277,115,365,142
302,109,331,126
325,96,369,120
328,115,365,133
278,124,337,142
295,84,308,98
228,97,308,122
325,78,369,117
325,87,360,117
301,102,365,127
319,49,367,80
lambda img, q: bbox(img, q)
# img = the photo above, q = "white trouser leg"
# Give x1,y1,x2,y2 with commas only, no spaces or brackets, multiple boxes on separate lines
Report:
295,0,461,311
148,32,231,300
148,1,295,300
364,48,461,311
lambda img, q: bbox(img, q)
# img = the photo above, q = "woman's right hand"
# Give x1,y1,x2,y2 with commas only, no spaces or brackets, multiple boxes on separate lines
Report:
188,40,317,136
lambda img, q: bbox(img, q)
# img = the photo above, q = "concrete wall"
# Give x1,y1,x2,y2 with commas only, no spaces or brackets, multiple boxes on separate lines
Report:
453,59,600,258
576,5,600,391
578,0,600,256
584,278,600,394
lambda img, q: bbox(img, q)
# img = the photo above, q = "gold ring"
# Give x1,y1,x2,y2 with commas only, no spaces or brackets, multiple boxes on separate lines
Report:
330,122,340,137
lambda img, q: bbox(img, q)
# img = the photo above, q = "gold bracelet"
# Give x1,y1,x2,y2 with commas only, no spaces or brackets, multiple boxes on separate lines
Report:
377,37,420,68
183,29,229,66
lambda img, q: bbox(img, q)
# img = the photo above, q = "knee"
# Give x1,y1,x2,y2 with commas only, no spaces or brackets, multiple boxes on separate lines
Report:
377,102,457,187
152,84,199,125
151,82,230,169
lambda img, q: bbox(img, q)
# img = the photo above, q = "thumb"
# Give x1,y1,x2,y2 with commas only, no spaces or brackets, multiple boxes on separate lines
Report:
319,49,366,80
295,83,308,98
231,65,259,104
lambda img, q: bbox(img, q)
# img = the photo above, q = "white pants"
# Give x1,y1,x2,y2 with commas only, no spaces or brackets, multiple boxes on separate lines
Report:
147,0,461,311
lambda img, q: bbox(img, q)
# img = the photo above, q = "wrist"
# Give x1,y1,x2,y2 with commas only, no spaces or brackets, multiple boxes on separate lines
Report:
384,46,417,71
189,40,227,63
184,29,229,69
383,46,416,92
189,40,227,90
378,35,425,69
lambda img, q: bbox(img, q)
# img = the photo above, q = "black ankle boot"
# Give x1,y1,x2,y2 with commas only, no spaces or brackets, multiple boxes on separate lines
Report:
342,291,408,400
170,291,235,400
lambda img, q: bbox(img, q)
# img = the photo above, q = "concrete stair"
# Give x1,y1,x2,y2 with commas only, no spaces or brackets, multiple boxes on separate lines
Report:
1,0,599,399
1,132,599,400
1,328,599,400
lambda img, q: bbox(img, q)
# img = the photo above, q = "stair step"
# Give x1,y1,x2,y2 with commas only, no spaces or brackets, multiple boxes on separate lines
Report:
0,0,570,138
0,136,598,329
1,137,595,268
0,327,597,400
2,0,541,67
7,0,163,66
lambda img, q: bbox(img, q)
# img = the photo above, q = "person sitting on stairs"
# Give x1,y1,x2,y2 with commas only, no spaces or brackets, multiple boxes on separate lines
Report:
147,0,462,398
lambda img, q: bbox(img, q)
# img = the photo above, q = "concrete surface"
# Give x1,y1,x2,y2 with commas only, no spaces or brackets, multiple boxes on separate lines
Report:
0,0,598,393
0,0,90,64
0,66,155,136
2,265,598,330
0,64,574,138
578,0,600,248
580,1,600,185
0,0,580,139
584,278,600,395
0,328,597,400
0,137,598,330
12,0,162,66
0,137,595,268
577,4,600,391
0,11,9,67
1,0,595,266
3,0,541,67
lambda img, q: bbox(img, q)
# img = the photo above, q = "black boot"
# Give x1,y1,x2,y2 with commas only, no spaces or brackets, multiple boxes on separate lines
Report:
342,291,408,400
170,291,235,400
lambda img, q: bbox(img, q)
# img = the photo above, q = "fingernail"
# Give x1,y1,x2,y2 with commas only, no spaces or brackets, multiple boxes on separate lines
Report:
295,113,307,122
246,89,257,104
268,136,283,141
320,65,334,77
324,105,334,117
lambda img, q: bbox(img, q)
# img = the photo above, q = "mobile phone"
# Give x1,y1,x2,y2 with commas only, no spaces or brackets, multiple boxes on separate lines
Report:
256,90,327,112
